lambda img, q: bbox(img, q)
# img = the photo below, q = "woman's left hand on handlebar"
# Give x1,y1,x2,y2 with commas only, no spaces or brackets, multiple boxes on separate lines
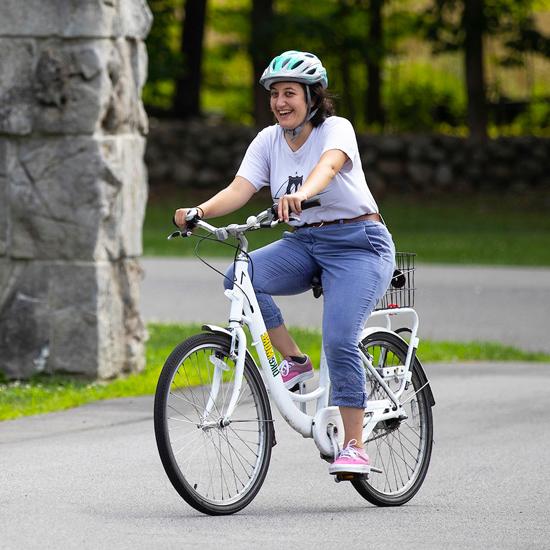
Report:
278,191,308,222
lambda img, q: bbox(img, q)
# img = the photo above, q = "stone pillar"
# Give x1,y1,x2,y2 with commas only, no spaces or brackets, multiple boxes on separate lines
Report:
0,1,152,379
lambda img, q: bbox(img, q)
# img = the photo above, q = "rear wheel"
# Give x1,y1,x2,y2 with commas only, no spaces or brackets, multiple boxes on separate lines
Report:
352,331,433,506
154,333,274,515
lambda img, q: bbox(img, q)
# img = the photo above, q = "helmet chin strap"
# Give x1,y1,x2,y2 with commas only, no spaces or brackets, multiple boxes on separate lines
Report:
283,85,317,143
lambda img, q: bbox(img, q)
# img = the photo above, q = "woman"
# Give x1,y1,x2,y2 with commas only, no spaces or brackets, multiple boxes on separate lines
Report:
174,50,395,476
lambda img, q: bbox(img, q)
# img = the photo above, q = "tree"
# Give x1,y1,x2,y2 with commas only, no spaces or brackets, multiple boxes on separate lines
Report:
365,0,385,126
250,0,275,127
173,0,208,119
421,0,550,140
463,0,488,140
422,0,489,140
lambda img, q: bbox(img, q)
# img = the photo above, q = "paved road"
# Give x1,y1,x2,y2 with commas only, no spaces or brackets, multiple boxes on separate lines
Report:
140,258,550,353
2,361,549,549
2,260,549,548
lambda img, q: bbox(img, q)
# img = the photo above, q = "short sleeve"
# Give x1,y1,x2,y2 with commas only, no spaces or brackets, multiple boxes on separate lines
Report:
319,117,358,169
236,128,271,190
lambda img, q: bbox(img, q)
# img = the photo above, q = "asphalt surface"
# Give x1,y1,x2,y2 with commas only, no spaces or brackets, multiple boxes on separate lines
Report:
140,258,550,353
2,361,549,549
2,260,550,548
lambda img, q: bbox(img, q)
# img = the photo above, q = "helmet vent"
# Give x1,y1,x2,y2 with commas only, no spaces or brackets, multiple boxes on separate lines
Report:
260,50,328,90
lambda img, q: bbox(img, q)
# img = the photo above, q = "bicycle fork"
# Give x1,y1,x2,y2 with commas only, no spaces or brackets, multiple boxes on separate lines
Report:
202,326,247,425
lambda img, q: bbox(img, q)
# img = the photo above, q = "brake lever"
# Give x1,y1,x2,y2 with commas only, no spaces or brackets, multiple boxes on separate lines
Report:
167,230,192,240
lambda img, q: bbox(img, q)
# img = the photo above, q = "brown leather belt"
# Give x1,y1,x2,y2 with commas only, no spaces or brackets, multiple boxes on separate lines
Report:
299,212,382,228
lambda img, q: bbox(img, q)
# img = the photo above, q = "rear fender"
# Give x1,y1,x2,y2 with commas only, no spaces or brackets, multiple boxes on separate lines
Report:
359,327,435,407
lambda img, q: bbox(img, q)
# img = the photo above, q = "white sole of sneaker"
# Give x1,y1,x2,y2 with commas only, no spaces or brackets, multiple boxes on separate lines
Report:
329,464,371,475
283,371,314,390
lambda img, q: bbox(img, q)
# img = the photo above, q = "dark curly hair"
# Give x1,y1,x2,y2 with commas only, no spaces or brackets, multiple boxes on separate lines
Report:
307,83,335,127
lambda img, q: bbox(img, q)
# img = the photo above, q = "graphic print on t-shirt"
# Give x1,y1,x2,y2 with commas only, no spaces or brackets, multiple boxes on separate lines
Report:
286,175,303,194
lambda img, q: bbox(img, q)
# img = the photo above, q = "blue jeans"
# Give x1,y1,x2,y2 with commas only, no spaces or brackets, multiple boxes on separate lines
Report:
224,221,395,408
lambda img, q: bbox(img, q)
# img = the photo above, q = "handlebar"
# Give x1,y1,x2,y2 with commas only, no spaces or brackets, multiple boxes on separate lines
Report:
168,198,321,242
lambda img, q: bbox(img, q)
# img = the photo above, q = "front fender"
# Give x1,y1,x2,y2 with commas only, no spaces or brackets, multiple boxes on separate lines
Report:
201,324,261,372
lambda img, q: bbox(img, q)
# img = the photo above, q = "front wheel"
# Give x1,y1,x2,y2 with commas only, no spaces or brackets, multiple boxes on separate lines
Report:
352,331,434,506
154,333,274,515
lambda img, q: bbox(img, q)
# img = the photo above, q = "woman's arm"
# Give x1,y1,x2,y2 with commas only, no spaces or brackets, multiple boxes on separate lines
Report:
174,176,256,227
277,148,348,222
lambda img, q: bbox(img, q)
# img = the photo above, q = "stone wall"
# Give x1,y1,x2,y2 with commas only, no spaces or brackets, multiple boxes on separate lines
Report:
0,0,152,379
145,119,550,194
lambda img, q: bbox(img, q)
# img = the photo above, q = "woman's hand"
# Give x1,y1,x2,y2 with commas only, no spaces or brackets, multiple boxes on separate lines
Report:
278,190,308,222
173,207,201,229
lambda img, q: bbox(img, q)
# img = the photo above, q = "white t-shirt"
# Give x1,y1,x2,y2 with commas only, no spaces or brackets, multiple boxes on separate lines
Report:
236,116,379,225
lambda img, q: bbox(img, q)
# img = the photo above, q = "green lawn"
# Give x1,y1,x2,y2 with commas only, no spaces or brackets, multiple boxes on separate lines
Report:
1,322,549,422
144,190,550,265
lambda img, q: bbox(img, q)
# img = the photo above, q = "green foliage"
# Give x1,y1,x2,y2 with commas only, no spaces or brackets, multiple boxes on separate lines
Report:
384,61,467,130
144,0,184,109
143,0,550,132
420,0,550,69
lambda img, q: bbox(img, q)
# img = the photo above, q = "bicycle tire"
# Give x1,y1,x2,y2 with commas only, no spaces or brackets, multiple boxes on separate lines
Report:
154,333,274,515
352,331,434,506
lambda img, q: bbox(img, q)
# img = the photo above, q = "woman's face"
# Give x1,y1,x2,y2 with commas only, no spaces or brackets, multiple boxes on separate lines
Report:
270,82,307,129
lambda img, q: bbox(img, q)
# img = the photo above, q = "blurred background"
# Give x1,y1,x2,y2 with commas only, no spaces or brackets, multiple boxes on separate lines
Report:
2,0,549,416
144,0,550,136
141,0,550,266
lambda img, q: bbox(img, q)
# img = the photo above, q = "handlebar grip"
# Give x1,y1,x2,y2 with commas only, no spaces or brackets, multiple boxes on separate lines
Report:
301,198,320,210
172,209,201,231
270,197,320,217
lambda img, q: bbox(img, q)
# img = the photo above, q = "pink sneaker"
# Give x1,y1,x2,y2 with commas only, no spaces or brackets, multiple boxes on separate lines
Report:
280,355,314,389
329,439,370,475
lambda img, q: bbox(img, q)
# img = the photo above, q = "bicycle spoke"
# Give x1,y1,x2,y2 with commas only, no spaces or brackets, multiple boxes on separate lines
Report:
154,335,273,512
355,333,433,504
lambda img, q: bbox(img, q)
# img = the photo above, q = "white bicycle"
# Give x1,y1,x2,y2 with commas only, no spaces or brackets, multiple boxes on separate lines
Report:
153,203,435,515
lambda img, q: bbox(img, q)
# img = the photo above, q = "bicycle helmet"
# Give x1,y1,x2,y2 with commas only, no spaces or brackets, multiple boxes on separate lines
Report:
260,51,328,141
259,50,328,90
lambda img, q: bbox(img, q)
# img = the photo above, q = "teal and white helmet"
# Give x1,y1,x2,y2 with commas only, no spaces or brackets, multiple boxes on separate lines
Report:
260,50,328,90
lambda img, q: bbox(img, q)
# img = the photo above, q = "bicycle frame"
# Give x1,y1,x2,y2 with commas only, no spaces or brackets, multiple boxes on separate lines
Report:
211,248,420,458
179,211,422,458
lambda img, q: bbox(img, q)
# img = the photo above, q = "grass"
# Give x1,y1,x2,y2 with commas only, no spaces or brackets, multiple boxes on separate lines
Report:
144,189,550,266
1,322,549,422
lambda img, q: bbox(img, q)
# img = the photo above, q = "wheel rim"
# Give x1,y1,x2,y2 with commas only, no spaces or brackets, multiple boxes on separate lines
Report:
163,343,268,506
363,338,430,498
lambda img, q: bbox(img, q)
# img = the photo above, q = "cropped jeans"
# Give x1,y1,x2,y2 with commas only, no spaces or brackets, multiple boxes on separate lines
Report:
224,221,395,408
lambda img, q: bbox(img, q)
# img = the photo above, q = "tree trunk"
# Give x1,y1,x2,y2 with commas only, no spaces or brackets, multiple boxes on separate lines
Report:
366,0,384,126
463,0,488,140
341,52,356,125
173,0,207,119
251,0,274,128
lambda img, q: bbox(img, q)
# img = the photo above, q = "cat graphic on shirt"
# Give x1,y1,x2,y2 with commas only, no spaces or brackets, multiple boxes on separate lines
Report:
285,175,303,194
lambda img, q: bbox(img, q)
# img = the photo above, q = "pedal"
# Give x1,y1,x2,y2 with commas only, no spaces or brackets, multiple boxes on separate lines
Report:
334,472,369,483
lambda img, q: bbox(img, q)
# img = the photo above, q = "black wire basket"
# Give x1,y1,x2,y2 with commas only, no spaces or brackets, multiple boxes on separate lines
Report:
375,252,416,310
